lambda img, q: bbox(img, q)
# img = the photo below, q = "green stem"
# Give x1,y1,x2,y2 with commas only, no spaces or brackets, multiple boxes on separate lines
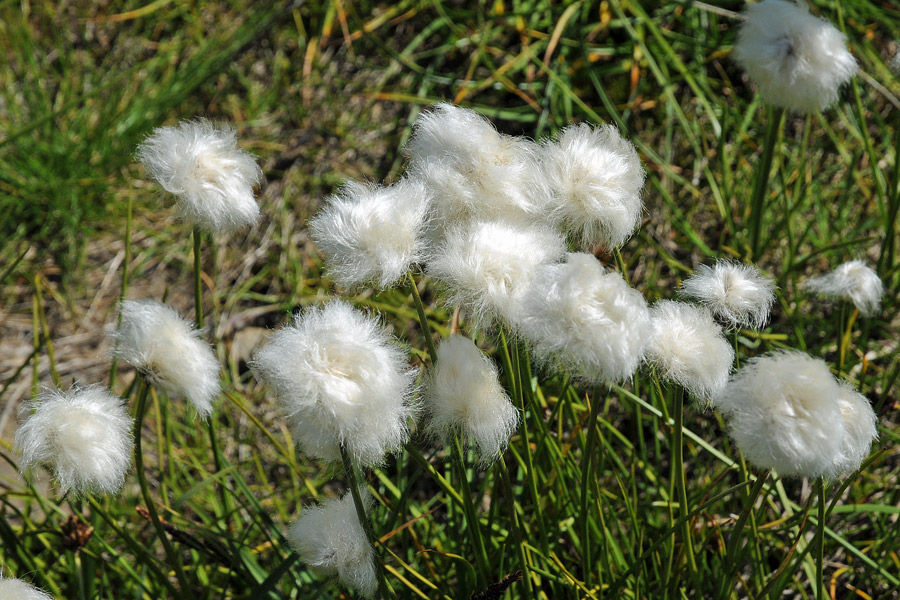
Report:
193,226,203,329
673,387,697,574
133,381,190,597
109,196,132,390
340,443,391,599
581,389,602,588
452,432,491,588
816,477,827,600
720,470,769,597
406,270,438,362
749,106,784,260
496,458,534,600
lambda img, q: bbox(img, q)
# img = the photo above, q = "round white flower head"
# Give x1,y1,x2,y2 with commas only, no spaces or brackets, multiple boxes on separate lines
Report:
732,0,857,113
406,103,548,229
110,300,220,417
309,179,431,290
517,253,650,383
252,301,416,467
645,301,734,402
427,220,566,326
830,382,878,477
680,260,776,330
0,577,53,600
426,335,518,464
541,123,645,249
714,351,846,478
286,491,376,598
136,119,262,233
14,386,133,495
804,260,883,317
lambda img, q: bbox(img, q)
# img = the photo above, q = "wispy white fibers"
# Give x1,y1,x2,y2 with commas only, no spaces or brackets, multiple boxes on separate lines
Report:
405,103,548,229
732,0,857,113
427,220,566,326
309,179,431,290
715,351,848,478
110,300,220,417
426,335,518,464
518,253,650,383
645,301,734,402
287,491,376,598
15,386,133,495
252,301,416,467
137,119,263,233
680,260,776,330
804,260,883,317
832,382,878,476
541,123,645,249
0,577,53,600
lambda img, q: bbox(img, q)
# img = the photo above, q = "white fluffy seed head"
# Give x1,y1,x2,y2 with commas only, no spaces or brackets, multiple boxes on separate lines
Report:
252,301,416,468
426,335,518,465
406,103,549,230
680,260,776,330
517,253,650,383
287,491,376,598
14,386,133,495
715,351,846,478
831,382,878,477
309,179,431,290
136,119,262,233
427,220,566,327
804,260,883,317
645,301,734,402
732,0,857,113
110,300,220,417
0,577,54,600
541,123,645,249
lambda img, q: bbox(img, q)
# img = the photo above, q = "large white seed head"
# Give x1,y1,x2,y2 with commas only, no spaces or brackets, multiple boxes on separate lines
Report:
426,335,518,464
251,301,416,468
137,119,262,233
427,220,566,327
110,300,221,417
645,301,734,402
309,179,431,290
287,491,376,598
517,253,650,383
732,0,857,113
541,123,645,249
715,351,847,478
14,386,133,495
680,260,776,330
406,103,549,230
831,382,878,477
0,577,54,600
804,260,883,317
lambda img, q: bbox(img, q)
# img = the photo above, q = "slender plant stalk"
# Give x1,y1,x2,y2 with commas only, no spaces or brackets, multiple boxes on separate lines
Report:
133,381,190,597
581,390,602,588
720,469,769,597
496,457,535,600
340,443,391,599
452,431,491,588
815,477,827,600
193,226,204,329
406,270,438,361
673,387,697,574
109,195,132,390
749,106,784,260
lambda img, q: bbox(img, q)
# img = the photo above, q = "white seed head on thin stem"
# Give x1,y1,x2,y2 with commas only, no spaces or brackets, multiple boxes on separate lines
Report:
714,351,847,478
0,577,54,600
517,253,650,383
680,260,776,330
137,119,262,233
732,0,857,114
645,301,734,402
309,179,431,290
110,300,220,417
426,335,518,465
804,260,883,317
427,220,566,327
541,123,645,249
252,301,416,468
14,385,133,495
286,491,376,598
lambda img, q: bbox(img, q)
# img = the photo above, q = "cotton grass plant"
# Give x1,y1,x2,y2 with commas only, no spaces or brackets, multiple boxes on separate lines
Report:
2,2,899,599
